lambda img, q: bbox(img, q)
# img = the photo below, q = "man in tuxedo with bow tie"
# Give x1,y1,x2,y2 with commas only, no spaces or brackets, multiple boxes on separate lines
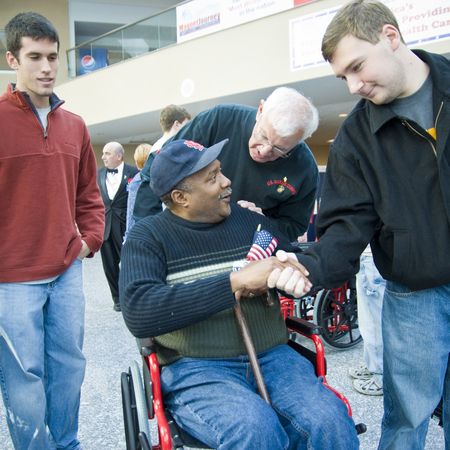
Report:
97,142,138,311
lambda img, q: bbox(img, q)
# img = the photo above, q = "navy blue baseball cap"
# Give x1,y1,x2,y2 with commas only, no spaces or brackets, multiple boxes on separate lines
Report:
150,138,229,197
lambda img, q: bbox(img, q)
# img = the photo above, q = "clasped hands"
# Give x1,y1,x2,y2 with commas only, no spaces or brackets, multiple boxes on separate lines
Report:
230,250,312,300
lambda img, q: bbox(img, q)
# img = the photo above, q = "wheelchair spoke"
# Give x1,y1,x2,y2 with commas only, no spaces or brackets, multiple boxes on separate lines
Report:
313,283,363,350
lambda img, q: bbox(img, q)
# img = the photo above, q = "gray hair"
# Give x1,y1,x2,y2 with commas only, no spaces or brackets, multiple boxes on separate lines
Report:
261,87,319,142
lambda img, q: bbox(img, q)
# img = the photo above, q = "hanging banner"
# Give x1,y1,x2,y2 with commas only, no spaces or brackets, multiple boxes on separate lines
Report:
176,0,310,43
290,0,450,72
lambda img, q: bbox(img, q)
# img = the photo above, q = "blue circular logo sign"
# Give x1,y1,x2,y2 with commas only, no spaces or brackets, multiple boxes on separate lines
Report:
81,55,95,69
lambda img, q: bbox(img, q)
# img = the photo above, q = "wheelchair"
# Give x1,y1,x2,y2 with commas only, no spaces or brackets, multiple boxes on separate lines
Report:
290,243,363,351
279,277,362,351
121,315,367,450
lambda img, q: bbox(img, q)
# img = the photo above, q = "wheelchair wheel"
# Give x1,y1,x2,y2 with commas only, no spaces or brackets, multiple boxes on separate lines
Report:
121,360,152,450
313,285,363,350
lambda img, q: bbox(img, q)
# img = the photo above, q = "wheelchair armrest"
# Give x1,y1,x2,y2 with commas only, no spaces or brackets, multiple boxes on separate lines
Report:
286,316,322,337
139,338,156,357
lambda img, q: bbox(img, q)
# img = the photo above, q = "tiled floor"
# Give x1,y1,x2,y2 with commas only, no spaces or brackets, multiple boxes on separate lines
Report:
1,255,445,449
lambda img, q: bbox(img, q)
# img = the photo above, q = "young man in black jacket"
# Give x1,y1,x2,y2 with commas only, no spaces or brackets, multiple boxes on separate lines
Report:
297,1,450,448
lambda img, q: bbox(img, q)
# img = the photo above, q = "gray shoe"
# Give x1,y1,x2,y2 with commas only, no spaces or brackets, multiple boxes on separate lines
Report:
353,377,383,396
348,364,372,379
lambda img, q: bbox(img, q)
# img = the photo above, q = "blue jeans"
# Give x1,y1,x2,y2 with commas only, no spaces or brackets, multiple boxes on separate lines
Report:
0,259,85,450
356,255,385,375
161,345,359,449
379,281,450,450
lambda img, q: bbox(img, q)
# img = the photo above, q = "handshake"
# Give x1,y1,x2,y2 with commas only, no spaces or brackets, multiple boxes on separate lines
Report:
230,250,312,299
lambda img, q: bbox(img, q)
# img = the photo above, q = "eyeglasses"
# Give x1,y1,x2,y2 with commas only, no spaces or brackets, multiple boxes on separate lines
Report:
253,129,291,159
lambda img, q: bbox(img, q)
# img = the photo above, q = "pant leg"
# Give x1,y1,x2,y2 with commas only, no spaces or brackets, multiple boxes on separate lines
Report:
261,346,359,450
100,235,121,301
356,255,385,375
379,281,450,450
45,259,85,450
0,260,85,450
0,285,50,449
444,362,450,450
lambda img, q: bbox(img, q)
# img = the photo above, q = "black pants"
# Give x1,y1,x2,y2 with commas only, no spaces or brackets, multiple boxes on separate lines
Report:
100,232,123,304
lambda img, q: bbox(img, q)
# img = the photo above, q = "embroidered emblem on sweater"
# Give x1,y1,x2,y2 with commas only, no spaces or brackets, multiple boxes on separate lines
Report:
266,177,296,195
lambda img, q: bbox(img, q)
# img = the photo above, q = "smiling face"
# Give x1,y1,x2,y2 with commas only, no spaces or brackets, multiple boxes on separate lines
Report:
248,105,303,163
330,28,407,105
7,36,59,109
177,159,232,223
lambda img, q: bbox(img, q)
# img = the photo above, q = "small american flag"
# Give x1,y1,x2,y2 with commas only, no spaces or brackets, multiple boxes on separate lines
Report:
247,225,278,261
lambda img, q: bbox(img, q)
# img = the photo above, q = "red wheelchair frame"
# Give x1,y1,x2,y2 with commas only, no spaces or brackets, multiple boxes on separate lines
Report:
279,278,363,351
121,316,366,450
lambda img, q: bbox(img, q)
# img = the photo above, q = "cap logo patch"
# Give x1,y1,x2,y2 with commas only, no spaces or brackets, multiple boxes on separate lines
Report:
184,140,204,151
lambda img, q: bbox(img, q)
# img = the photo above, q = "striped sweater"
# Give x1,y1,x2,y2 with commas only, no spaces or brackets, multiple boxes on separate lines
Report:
119,204,299,365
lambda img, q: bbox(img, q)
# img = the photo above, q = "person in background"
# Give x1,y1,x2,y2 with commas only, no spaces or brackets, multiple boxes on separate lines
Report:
124,143,152,240
348,246,385,396
120,138,359,450
130,104,191,221
150,104,191,153
295,1,450,447
97,142,138,312
134,87,319,242
0,12,105,449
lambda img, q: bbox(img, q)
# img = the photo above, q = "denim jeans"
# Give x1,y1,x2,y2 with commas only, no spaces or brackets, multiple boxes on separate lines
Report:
356,255,386,375
161,345,359,450
0,259,85,450
379,281,450,450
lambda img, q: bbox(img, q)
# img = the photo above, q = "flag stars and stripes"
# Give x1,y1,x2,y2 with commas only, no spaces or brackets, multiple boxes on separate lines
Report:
247,229,278,261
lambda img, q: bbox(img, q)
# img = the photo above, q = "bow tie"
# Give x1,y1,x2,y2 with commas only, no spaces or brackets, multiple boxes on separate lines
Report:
107,168,118,174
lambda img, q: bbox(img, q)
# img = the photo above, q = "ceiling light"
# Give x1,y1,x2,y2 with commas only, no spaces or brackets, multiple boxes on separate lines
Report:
338,113,348,117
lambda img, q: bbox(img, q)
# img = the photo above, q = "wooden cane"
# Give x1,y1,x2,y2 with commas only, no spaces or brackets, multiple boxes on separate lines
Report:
234,291,271,405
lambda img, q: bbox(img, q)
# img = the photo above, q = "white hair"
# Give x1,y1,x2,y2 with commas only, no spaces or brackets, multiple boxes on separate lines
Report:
261,87,319,142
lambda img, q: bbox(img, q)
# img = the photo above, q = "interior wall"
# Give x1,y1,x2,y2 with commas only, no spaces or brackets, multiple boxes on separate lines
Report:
310,144,330,166
0,0,71,88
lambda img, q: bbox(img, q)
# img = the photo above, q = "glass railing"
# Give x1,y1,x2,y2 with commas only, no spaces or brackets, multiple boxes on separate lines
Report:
0,30,13,72
66,7,177,79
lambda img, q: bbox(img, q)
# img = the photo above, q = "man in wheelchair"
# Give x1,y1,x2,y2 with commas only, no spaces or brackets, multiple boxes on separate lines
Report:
119,138,359,449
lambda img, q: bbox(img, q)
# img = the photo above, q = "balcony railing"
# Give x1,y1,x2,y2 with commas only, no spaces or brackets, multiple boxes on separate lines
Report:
66,7,177,79
0,30,14,74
